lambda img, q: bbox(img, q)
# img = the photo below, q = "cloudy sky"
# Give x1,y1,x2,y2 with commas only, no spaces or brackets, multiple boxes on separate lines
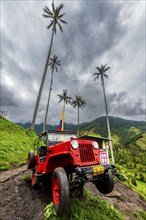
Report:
1,0,146,125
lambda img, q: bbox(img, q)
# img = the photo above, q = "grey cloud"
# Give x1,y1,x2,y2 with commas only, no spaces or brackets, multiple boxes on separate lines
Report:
55,1,125,68
109,92,146,118
1,85,18,107
1,1,145,124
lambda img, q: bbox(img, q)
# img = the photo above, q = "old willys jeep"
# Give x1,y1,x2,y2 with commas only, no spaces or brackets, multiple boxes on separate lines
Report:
27,130,115,215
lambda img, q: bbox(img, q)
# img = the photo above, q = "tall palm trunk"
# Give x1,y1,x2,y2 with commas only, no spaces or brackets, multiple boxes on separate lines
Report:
78,107,79,137
42,70,54,131
62,101,65,130
63,100,65,113
102,80,115,164
31,25,55,129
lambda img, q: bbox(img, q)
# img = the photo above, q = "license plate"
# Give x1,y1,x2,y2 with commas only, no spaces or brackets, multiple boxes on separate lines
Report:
93,165,104,176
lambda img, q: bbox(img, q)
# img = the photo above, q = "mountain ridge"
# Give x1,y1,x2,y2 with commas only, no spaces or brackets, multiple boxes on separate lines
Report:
17,116,146,135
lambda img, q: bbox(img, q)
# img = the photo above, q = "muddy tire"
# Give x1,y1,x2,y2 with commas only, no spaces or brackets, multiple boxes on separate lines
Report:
27,150,35,169
52,167,70,215
95,170,114,194
31,169,39,188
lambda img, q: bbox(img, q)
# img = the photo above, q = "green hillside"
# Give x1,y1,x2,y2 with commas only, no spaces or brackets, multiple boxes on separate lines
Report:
17,122,78,135
0,117,37,170
18,116,146,140
82,116,146,146
77,116,146,199
44,189,124,220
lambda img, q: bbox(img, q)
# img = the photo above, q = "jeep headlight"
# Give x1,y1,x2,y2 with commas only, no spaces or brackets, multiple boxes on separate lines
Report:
71,140,78,149
92,141,99,149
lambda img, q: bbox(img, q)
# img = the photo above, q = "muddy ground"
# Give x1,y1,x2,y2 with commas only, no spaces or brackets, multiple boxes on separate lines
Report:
0,166,49,220
0,166,146,220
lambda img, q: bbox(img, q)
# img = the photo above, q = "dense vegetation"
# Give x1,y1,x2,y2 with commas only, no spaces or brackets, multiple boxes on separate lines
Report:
44,189,124,220
0,117,37,170
18,116,146,137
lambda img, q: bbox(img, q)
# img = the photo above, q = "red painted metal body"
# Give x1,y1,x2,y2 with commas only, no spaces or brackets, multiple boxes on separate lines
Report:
32,130,110,175
27,129,114,215
35,139,100,173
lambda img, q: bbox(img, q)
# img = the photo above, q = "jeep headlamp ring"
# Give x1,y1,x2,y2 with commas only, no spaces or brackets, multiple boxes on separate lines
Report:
71,140,79,149
92,141,99,149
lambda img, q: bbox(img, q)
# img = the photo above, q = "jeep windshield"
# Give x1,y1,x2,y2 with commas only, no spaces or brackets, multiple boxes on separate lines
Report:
48,132,77,143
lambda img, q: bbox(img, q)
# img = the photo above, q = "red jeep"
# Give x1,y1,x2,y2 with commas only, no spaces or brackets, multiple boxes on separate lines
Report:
27,130,115,215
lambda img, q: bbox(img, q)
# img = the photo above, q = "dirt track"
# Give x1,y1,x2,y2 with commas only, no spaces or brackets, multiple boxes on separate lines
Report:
0,167,146,220
87,181,146,220
0,167,49,220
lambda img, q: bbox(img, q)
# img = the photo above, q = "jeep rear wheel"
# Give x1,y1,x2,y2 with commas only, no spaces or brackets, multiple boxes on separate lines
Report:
95,170,114,194
52,167,70,215
27,150,35,169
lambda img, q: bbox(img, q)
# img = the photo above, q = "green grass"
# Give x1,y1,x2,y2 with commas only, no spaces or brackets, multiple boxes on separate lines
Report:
133,210,146,220
123,164,146,192
136,134,146,150
0,117,37,170
136,180,146,195
115,164,146,200
21,173,32,182
44,189,124,220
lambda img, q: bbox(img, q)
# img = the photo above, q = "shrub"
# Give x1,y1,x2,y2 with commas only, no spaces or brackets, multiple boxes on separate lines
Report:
115,170,128,181
44,189,124,220
139,173,144,181
131,177,137,186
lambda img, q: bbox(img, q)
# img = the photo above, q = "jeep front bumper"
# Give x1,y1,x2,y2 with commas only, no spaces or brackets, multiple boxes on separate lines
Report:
70,164,115,190
76,164,114,176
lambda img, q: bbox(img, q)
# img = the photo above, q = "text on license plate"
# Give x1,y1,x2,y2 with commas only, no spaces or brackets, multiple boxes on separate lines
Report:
93,165,104,176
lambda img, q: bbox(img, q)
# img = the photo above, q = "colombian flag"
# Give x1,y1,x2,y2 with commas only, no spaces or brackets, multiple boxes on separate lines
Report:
58,111,64,130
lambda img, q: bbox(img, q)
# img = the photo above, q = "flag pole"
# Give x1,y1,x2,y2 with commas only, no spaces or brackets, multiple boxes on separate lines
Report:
62,111,64,130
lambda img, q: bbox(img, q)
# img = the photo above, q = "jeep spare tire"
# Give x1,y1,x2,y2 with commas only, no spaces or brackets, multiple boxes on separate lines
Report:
95,170,114,194
27,150,35,169
52,167,70,215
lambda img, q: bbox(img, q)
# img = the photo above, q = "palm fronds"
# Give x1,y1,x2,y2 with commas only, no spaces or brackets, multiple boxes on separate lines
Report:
93,64,110,83
58,89,72,105
72,96,86,109
48,55,61,72
42,2,67,33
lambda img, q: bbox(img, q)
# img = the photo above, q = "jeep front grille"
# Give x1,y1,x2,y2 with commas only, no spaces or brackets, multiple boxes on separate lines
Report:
79,144,95,163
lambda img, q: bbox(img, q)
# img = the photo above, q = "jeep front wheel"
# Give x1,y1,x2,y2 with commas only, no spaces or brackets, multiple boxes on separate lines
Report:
52,167,70,215
95,170,114,194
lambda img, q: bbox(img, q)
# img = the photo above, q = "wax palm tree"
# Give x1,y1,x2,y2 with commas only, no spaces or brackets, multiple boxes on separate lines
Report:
43,55,61,131
31,1,67,129
93,64,114,164
57,89,72,130
72,96,86,137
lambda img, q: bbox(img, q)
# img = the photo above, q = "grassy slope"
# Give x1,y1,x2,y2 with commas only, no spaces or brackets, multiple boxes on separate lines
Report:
116,164,146,200
113,125,146,200
44,189,124,220
81,122,146,202
136,134,146,150
0,117,37,170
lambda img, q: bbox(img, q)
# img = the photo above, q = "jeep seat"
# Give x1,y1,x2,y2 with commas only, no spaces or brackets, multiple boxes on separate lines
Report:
38,146,47,157
48,141,62,146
